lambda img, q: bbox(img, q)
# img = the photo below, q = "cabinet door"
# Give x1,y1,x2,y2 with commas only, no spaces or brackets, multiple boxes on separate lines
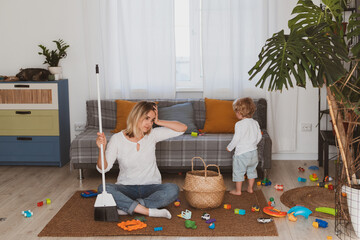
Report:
0,110,59,136
0,83,58,109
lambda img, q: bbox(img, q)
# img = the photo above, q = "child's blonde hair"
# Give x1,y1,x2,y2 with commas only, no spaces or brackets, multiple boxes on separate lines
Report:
124,101,157,138
233,97,256,118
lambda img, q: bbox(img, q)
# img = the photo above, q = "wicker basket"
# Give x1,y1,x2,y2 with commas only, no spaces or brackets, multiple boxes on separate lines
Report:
182,157,226,209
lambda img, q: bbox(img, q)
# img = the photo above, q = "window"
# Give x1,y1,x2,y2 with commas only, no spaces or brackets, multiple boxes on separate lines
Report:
174,0,203,91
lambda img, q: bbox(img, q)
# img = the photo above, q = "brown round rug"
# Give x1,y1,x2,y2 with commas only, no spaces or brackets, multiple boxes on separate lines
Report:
280,186,335,219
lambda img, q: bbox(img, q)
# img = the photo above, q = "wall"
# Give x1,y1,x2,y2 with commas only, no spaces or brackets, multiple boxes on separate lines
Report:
0,0,323,160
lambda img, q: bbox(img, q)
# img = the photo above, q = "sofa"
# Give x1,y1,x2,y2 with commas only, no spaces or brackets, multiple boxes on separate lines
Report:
70,98,272,179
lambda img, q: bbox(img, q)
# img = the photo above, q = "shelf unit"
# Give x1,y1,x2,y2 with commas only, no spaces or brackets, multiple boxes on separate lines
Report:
0,79,70,166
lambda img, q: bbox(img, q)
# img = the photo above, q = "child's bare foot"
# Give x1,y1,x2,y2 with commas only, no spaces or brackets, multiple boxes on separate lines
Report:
230,190,242,195
247,188,254,193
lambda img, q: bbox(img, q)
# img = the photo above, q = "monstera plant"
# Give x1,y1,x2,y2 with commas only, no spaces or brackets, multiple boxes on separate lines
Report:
249,0,360,186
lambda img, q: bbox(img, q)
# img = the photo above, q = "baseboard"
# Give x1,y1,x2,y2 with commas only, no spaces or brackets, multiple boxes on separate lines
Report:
272,153,338,160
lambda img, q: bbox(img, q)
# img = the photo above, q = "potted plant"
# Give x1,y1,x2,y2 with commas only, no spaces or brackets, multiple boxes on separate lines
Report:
248,0,360,236
38,39,70,80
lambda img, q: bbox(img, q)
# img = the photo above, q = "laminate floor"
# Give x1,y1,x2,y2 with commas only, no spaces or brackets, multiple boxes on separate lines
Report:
0,160,339,240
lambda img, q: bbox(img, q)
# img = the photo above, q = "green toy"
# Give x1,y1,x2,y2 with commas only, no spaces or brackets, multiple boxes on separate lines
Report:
134,216,147,222
315,207,336,216
185,220,197,229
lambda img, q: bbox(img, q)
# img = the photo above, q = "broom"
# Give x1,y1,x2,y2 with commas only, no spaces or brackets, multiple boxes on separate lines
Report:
93,64,118,222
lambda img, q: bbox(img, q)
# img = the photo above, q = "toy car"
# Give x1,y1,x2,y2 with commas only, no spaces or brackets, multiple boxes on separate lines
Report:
81,190,98,198
274,184,284,191
201,213,210,220
257,218,274,223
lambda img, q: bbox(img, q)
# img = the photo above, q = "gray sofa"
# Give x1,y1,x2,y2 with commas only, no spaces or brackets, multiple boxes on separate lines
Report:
70,98,272,179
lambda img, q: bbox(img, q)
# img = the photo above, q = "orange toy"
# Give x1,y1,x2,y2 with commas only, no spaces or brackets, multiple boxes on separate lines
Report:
288,212,297,222
117,220,147,231
224,204,231,209
263,206,287,217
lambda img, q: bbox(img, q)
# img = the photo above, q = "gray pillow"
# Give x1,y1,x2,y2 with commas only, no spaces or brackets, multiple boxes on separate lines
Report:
158,102,197,134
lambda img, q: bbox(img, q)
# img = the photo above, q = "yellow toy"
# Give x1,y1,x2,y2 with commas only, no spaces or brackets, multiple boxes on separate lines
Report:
309,173,318,182
288,212,297,222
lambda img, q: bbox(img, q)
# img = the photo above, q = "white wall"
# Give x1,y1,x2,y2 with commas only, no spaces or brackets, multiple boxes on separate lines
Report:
0,0,323,160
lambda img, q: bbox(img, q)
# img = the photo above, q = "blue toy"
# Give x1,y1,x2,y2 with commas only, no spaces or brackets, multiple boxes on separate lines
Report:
81,190,98,198
314,219,328,228
209,223,215,229
287,206,312,219
234,208,246,215
298,177,307,182
308,166,319,170
154,227,163,231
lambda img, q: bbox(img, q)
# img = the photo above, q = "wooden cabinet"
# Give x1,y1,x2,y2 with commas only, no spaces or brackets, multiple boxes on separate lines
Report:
0,80,70,166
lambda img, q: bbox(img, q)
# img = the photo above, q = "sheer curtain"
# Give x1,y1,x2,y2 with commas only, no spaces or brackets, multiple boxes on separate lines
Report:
83,0,176,99
201,0,299,152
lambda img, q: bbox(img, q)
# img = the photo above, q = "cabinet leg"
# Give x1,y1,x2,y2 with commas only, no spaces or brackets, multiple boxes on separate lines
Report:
78,169,84,180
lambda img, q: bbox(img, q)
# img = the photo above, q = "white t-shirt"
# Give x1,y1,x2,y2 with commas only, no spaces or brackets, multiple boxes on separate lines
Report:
96,127,184,185
226,118,262,156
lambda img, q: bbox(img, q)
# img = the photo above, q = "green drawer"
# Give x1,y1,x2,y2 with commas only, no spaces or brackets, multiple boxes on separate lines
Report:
0,110,59,136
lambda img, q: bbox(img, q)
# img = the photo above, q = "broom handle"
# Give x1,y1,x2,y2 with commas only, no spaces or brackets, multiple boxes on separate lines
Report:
96,64,107,194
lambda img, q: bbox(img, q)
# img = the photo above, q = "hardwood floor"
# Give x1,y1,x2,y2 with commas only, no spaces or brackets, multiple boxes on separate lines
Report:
0,160,339,240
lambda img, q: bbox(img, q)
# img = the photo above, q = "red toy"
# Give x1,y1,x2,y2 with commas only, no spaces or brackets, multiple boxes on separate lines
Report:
37,201,43,207
224,204,231,209
274,184,283,191
298,167,305,172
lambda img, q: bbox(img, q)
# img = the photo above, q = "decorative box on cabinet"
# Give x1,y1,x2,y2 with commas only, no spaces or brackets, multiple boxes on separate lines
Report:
0,80,70,166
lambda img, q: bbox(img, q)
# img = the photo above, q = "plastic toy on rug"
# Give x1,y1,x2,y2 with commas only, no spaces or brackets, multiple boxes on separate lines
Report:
261,178,272,186
21,210,33,218
308,165,319,170
257,218,274,223
205,218,216,224
309,173,319,182
134,216,147,222
209,223,215,229
323,176,333,182
288,212,297,222
234,208,246,215
174,199,180,207
274,184,284,191
117,220,147,231
317,182,325,187
287,206,312,219
298,177,307,182
177,209,192,220
81,190,98,198
154,227,163,231
251,205,260,212
201,213,210,220
224,204,231,209
263,206,287,217
185,220,197,229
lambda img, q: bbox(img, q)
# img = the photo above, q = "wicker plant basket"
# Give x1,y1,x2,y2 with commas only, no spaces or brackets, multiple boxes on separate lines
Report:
182,157,226,209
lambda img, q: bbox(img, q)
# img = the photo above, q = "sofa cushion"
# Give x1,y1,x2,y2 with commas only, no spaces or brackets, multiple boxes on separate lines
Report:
202,98,238,133
158,102,198,133
112,100,137,133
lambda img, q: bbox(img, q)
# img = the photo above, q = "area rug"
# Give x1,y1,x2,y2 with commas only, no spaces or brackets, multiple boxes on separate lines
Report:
38,190,278,237
280,186,335,219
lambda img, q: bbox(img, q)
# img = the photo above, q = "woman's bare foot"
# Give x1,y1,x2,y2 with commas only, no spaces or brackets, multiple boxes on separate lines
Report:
247,188,254,193
230,190,242,195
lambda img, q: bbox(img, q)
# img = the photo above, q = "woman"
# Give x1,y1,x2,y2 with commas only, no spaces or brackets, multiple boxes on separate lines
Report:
96,101,187,219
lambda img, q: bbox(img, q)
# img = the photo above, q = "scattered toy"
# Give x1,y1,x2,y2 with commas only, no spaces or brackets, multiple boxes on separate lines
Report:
309,173,318,182
191,132,198,137
21,210,33,218
327,236,332,240
201,213,210,220
274,184,284,191
209,223,215,229
315,207,336,216
134,216,147,222
261,178,272,186
287,206,312,219
224,204,231,209
317,182,325,187
117,220,147,231
177,209,192,220
81,190,98,198
46,198,51,205
328,184,334,190
185,220,197,229
257,181,261,186
234,208,246,215
174,199,180,207
205,218,216,224
257,218,274,223
298,177,307,182
312,218,328,228
298,167,305,172
288,212,297,222
308,165,319,170
37,201,43,207
268,197,275,207
263,206,287,217
154,227,163,231
251,205,260,212
323,176,333,182
342,192,347,197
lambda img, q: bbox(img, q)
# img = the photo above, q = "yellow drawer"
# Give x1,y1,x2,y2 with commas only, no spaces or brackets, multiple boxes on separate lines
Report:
0,110,59,136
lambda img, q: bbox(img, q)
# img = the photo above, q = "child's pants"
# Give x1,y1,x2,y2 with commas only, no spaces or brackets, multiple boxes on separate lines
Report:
232,149,258,182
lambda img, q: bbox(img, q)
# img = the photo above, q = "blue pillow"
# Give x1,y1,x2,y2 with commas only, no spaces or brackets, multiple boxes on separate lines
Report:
158,102,197,134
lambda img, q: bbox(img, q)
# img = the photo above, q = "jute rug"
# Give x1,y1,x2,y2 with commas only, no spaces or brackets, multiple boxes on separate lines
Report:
39,190,278,237
280,186,335,219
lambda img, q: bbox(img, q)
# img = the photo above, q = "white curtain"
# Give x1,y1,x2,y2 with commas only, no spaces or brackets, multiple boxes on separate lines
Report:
83,0,175,99
201,0,299,152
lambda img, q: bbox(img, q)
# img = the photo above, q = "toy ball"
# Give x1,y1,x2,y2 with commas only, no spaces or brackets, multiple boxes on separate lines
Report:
209,223,215,229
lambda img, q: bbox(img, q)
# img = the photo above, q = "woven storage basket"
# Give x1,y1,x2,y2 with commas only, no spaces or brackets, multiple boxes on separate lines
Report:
182,157,226,209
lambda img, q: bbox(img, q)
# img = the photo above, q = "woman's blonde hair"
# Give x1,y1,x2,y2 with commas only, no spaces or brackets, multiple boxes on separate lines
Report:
233,97,256,118
124,101,157,138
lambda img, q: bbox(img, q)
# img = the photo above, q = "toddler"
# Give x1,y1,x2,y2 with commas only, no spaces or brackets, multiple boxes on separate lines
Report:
226,97,262,195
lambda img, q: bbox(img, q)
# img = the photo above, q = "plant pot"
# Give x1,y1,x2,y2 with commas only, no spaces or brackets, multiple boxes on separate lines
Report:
342,185,360,237
48,66,62,80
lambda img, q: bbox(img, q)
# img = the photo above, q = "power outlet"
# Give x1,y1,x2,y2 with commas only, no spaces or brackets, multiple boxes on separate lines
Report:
301,123,312,132
74,122,86,131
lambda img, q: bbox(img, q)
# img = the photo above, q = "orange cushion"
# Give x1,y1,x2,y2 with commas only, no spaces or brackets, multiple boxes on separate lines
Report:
202,98,238,133
111,100,137,133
